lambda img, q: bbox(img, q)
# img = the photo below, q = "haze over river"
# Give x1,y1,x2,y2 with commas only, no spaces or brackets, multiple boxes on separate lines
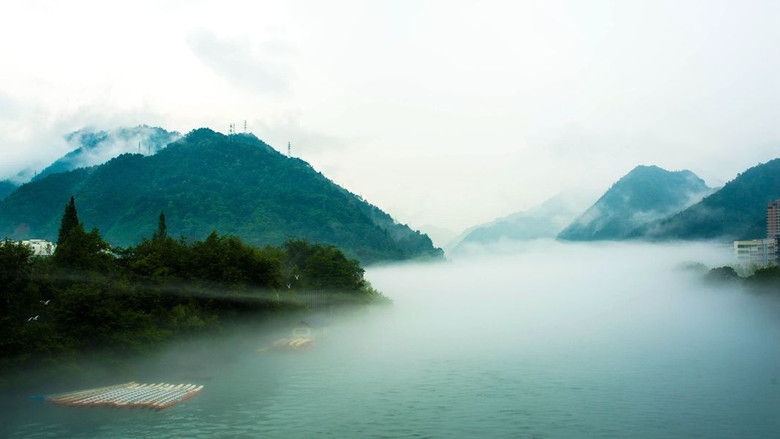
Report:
2,242,779,438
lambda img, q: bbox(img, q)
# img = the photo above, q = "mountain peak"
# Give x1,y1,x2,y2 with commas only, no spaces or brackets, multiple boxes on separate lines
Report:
32,125,181,182
636,158,780,240
0,127,441,264
558,165,711,241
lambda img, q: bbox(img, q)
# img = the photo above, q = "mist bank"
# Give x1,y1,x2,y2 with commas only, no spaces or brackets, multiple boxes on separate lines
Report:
1,241,778,437
364,240,776,359
285,240,778,437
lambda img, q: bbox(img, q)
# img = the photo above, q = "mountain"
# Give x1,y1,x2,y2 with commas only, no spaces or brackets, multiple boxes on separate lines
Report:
0,125,180,192
450,191,596,253
32,125,181,181
633,158,780,241
0,181,16,201
557,165,712,241
0,128,441,264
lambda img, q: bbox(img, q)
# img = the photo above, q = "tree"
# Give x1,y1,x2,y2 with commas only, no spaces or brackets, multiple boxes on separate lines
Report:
704,266,740,285
0,238,34,318
52,197,113,272
744,266,780,295
57,196,79,246
283,239,365,292
0,238,39,362
153,211,168,241
53,224,113,272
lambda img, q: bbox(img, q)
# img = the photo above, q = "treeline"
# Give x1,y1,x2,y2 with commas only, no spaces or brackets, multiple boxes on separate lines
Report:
0,128,443,264
0,197,386,370
704,265,780,295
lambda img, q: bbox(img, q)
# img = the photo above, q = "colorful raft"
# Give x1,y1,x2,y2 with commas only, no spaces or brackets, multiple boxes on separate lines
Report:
46,381,203,409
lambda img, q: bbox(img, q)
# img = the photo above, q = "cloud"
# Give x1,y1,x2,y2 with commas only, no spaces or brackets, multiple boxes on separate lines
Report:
186,29,294,96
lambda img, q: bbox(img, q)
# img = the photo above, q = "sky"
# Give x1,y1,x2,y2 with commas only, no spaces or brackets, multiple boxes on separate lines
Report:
0,0,778,235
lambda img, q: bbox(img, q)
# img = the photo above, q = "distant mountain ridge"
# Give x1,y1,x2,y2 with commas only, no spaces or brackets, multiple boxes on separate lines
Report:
558,165,712,241
632,158,780,241
0,125,180,195
450,190,596,253
32,125,181,182
0,128,441,264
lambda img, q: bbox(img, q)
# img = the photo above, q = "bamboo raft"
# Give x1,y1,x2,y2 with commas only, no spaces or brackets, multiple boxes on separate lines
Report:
257,337,314,353
46,382,203,409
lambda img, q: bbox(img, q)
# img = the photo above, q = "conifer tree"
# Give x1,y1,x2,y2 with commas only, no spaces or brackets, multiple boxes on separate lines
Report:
154,211,168,241
57,196,79,245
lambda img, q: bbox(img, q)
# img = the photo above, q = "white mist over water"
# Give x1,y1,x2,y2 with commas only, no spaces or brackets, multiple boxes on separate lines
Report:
3,241,779,438
349,241,780,437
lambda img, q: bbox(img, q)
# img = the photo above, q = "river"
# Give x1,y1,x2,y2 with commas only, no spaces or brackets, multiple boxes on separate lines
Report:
1,241,779,438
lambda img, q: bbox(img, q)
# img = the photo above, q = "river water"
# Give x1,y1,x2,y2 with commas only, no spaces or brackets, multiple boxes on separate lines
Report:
1,242,779,438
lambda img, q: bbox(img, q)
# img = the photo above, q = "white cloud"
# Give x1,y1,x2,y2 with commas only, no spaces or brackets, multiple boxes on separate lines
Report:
187,30,295,96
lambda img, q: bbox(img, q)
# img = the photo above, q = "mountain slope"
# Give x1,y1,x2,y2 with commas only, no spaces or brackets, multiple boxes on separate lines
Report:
0,125,180,187
558,165,711,241
633,158,780,240
0,181,16,201
33,125,180,182
450,191,596,253
0,168,95,237
0,128,441,263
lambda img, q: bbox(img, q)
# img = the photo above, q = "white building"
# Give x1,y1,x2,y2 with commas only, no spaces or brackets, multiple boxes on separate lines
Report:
21,239,56,256
733,238,776,267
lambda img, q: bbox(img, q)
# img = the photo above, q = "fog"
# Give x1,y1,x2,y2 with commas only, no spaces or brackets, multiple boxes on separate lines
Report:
3,241,779,438
358,241,776,359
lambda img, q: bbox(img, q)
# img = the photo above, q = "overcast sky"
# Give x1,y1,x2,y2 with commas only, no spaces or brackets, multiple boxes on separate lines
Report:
1,0,778,233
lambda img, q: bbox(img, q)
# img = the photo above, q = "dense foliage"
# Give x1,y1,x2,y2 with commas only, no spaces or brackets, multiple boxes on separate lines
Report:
558,165,711,241
0,180,15,201
636,158,780,241
705,265,780,296
0,128,442,264
0,199,386,371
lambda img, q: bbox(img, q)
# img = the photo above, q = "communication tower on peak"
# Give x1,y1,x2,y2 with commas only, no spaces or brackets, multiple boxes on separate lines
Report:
228,123,235,135
243,120,247,133
288,141,291,157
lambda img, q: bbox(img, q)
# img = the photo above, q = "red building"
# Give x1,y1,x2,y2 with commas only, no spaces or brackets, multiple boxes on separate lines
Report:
768,200,780,239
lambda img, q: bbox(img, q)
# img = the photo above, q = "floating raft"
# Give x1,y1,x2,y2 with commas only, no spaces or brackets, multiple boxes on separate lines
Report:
46,381,203,409
258,337,314,353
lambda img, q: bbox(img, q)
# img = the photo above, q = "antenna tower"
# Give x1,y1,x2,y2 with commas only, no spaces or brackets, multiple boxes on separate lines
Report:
228,123,235,135
243,120,247,133
288,141,291,157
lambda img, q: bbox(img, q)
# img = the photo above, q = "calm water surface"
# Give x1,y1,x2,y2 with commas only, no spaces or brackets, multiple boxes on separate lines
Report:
2,243,779,438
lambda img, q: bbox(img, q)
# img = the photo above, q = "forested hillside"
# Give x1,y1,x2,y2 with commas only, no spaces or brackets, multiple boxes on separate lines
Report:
633,159,780,240
558,165,711,241
0,128,441,263
0,181,15,201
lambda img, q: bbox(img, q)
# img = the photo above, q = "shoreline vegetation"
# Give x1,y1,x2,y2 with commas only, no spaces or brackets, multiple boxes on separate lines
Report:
704,264,780,295
0,197,389,381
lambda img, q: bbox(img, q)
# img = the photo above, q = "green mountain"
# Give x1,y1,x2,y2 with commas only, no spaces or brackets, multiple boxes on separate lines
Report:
0,125,179,190
633,158,780,241
558,165,712,241
0,181,16,201
0,128,442,264
32,125,180,182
